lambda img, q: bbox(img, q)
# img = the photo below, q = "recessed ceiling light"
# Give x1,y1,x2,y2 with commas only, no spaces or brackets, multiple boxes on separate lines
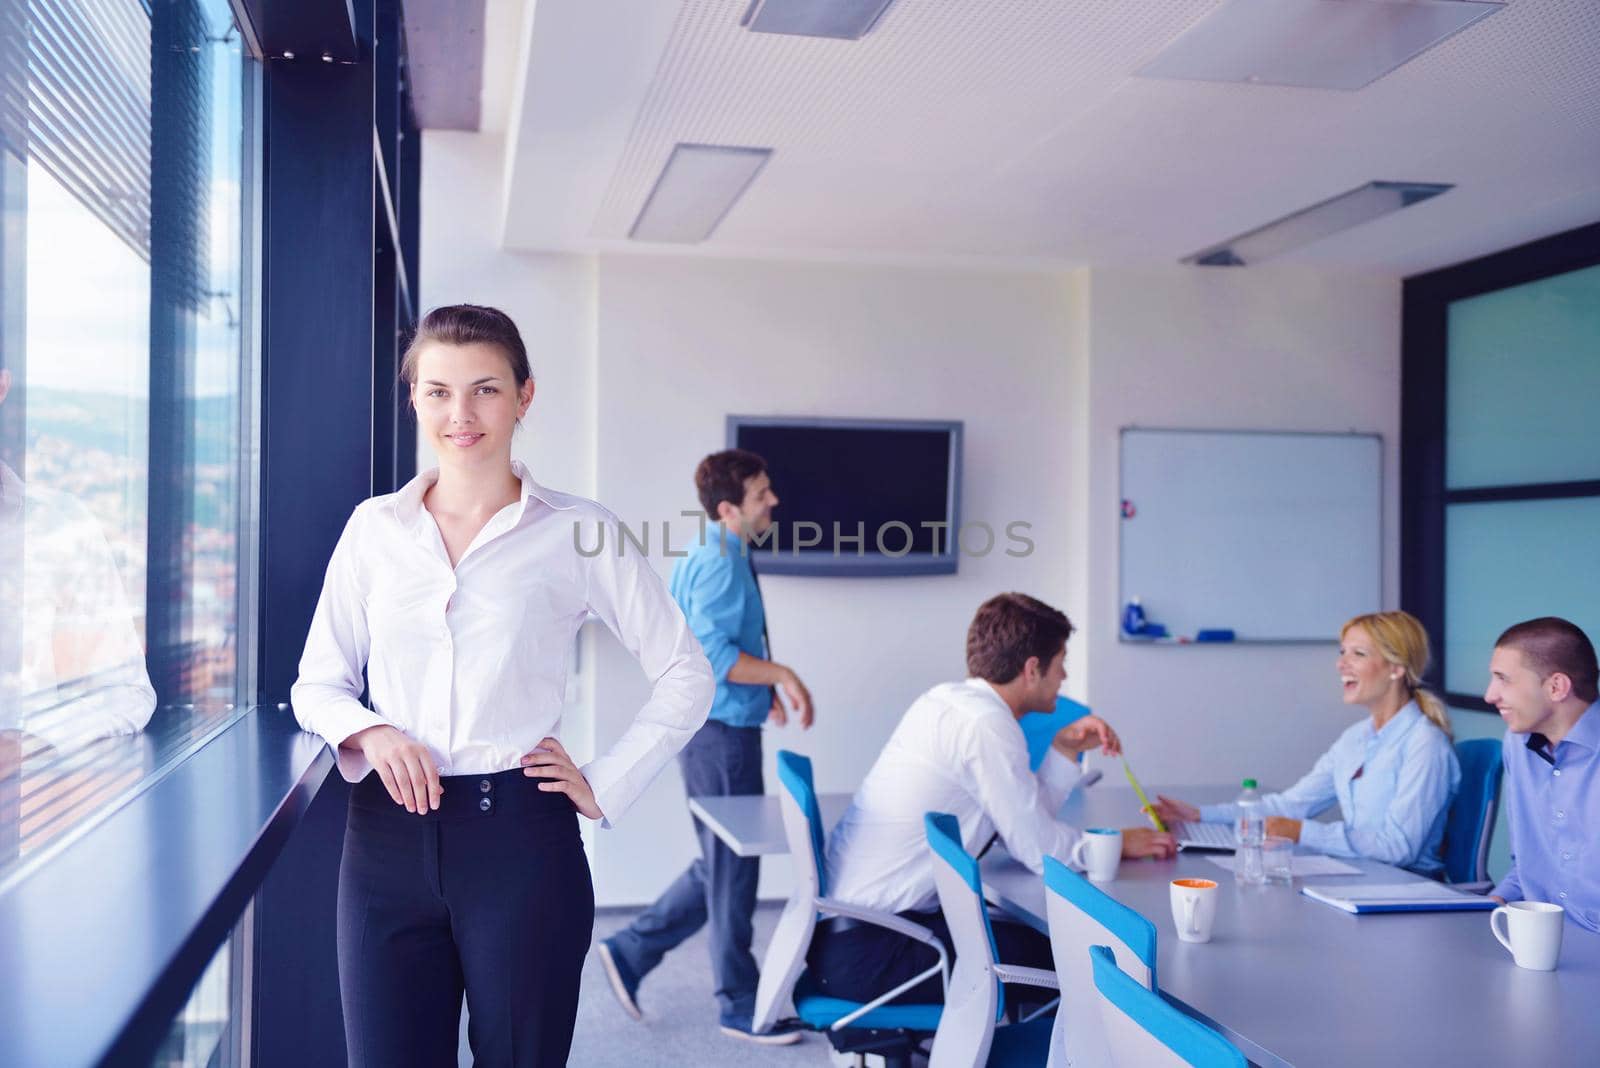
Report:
1184,181,1454,266
1139,0,1503,91
741,0,898,41
628,144,773,245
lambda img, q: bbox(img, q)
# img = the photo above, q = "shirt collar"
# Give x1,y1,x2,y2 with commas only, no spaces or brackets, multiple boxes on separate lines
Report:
713,522,744,553
965,677,1017,717
391,460,576,533
1363,700,1423,746
1554,701,1600,754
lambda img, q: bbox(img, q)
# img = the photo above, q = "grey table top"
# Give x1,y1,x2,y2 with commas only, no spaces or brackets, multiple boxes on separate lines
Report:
688,791,853,856
980,785,1600,1068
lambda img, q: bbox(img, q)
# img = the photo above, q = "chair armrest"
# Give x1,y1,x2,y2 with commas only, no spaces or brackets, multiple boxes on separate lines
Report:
815,898,948,953
991,964,1059,991
1453,880,1495,895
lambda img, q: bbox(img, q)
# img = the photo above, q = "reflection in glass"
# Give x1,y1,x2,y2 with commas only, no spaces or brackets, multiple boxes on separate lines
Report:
151,906,249,1068
1444,497,1600,695
1446,262,1600,490
0,0,252,887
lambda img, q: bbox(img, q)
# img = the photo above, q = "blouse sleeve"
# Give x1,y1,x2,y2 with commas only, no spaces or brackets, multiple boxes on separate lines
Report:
290,506,391,783
579,513,714,827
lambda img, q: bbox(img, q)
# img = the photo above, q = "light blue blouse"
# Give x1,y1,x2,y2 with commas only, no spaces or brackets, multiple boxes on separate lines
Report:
1200,702,1461,876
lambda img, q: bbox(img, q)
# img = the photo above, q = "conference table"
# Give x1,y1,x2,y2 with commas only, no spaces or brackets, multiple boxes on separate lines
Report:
692,782,1600,1066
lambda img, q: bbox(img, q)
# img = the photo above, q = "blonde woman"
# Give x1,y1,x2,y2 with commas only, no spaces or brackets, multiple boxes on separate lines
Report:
1156,611,1460,876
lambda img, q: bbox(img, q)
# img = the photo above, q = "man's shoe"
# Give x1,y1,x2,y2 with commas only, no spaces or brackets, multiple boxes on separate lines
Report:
719,1017,804,1045
596,939,642,1021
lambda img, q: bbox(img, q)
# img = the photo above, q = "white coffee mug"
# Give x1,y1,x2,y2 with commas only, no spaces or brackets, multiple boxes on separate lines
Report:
1170,878,1219,944
1070,828,1123,883
1491,901,1565,971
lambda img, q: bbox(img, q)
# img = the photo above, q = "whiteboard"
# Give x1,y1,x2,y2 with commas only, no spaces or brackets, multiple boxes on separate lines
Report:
1118,429,1382,643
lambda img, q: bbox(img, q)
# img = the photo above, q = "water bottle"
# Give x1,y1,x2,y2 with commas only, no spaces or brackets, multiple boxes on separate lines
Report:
1235,778,1265,886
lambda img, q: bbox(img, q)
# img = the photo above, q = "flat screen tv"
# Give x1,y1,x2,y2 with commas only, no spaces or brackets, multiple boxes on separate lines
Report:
727,415,963,576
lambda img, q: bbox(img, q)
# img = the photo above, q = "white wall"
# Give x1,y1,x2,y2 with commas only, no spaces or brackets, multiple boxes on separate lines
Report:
1081,267,1403,789
421,133,1413,907
418,130,596,499
586,256,1085,903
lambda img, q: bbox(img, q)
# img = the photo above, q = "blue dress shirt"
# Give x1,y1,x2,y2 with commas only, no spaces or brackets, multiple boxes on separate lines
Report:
1492,701,1600,932
668,523,770,728
1200,701,1461,875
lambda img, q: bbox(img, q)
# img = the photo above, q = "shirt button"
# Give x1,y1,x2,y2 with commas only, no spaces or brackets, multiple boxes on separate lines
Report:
479,797,492,812
1563,852,1572,860
480,779,492,793
1553,769,1562,777
1557,811,1566,819
1559,892,1568,899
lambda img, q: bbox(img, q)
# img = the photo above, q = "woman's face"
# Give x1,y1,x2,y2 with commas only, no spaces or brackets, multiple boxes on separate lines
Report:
411,342,533,469
1336,624,1400,708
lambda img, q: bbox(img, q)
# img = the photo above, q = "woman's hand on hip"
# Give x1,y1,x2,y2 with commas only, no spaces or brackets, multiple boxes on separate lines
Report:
350,724,443,814
522,736,604,820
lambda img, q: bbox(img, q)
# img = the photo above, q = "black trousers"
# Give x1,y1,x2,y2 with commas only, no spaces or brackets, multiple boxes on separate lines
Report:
807,907,1055,1006
338,767,595,1067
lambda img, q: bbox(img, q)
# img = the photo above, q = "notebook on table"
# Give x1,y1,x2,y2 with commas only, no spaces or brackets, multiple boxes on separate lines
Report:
1301,881,1497,914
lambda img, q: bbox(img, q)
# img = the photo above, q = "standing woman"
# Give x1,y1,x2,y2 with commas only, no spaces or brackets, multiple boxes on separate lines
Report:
291,305,713,1067
1155,610,1460,876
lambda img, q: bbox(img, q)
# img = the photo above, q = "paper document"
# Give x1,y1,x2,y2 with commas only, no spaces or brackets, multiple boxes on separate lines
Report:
1301,881,1497,914
1205,854,1362,877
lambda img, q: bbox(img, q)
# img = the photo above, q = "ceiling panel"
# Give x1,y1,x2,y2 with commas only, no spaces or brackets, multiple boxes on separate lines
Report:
501,0,1600,272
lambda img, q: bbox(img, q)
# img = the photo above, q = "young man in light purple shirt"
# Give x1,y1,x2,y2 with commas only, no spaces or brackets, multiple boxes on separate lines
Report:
1485,617,1600,932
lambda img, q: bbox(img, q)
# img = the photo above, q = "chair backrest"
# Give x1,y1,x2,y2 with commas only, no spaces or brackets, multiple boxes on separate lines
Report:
776,749,829,897
1043,855,1157,1068
924,812,1002,1068
1444,738,1504,884
753,751,828,1032
1088,946,1245,1068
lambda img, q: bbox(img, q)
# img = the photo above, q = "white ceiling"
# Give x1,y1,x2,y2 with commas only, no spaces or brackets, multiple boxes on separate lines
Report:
498,0,1600,273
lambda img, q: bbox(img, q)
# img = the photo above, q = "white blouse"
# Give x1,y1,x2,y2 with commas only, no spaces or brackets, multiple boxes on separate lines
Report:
290,462,713,826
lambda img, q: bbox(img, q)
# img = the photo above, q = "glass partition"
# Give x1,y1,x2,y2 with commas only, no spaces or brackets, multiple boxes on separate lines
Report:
0,0,255,890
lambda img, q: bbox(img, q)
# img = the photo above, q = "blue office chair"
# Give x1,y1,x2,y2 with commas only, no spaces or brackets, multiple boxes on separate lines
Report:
1443,738,1504,890
1087,946,1245,1068
1042,855,1159,1067
753,752,946,1063
924,812,1057,1068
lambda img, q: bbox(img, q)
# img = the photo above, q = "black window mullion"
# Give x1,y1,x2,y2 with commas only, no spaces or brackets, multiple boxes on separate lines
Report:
1402,221,1600,714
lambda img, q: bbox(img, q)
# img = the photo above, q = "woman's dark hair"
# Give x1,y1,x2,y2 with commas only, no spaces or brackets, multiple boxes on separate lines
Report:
694,449,768,520
966,593,1075,684
1496,617,1599,703
400,304,533,389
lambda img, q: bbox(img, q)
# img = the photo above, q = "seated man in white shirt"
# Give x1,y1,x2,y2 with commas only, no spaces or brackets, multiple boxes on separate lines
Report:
807,592,1176,1006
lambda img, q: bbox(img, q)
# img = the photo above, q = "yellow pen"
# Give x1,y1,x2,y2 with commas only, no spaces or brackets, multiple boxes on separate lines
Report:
1121,756,1167,832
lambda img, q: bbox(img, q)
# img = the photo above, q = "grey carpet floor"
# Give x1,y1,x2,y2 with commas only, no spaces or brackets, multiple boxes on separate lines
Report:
458,902,836,1066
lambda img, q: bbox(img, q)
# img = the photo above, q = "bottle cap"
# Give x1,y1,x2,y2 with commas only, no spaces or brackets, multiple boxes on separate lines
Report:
1241,778,1257,789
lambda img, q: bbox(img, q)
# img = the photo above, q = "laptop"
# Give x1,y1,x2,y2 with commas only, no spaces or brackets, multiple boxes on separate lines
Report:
1171,820,1237,851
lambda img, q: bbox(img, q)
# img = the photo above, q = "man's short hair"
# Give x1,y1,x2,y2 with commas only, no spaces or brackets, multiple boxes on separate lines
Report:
695,449,768,520
966,593,1075,684
1495,616,1599,704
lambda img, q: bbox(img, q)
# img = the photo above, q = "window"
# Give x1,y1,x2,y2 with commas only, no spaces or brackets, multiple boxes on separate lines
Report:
1402,227,1600,709
1,0,255,889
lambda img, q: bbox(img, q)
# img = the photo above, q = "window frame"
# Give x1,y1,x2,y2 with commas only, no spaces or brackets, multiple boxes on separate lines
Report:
1400,220,1600,712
